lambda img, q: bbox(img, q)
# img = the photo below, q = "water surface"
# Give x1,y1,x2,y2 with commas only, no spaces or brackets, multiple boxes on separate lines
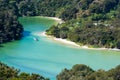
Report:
0,17,120,80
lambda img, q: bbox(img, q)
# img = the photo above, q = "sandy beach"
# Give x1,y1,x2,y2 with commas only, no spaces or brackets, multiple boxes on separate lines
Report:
40,16,64,24
39,32,119,51
40,32,80,47
34,16,120,51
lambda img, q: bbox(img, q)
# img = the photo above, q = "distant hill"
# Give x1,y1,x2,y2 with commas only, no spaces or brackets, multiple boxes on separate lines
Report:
1,0,120,49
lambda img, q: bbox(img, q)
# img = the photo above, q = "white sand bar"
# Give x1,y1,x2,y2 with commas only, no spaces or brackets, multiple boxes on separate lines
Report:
40,32,120,51
35,16,120,51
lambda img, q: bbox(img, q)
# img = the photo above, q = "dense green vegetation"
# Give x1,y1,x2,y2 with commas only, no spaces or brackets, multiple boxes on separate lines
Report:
0,0,120,79
57,64,120,80
0,0,23,44
1,0,120,49
45,0,120,49
1,61,120,80
0,62,49,80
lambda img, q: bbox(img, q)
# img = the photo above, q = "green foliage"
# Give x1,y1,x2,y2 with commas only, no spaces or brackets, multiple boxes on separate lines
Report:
45,0,120,49
18,0,37,16
79,0,94,10
0,0,23,44
46,25,60,38
0,62,49,80
59,7,78,20
47,18,120,48
1,1,120,79
57,64,120,80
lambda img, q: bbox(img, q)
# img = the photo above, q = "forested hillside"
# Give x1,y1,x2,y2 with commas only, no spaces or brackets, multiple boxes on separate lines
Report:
0,0,120,79
0,0,23,44
57,64,120,80
45,0,120,49
0,62,49,80
1,0,120,49
1,61,120,80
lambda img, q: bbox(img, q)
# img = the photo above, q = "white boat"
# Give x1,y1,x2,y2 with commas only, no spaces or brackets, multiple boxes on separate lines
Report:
33,37,39,41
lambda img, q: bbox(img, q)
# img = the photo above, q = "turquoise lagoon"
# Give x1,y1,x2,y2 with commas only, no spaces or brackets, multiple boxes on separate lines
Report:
0,17,120,80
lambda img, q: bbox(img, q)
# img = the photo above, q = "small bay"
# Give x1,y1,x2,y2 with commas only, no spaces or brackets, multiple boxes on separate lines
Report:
0,17,120,80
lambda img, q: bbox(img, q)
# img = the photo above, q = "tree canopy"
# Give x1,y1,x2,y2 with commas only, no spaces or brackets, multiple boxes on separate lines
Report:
1,0,120,49
0,62,49,80
45,0,120,49
57,64,120,80
0,0,23,44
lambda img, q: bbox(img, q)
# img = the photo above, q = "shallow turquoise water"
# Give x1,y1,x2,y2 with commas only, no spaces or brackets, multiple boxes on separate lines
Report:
0,17,120,80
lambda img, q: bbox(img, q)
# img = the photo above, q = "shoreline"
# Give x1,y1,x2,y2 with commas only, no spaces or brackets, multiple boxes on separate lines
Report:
35,16,64,24
40,32,120,51
43,17,64,24
34,16,119,51
42,32,80,47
